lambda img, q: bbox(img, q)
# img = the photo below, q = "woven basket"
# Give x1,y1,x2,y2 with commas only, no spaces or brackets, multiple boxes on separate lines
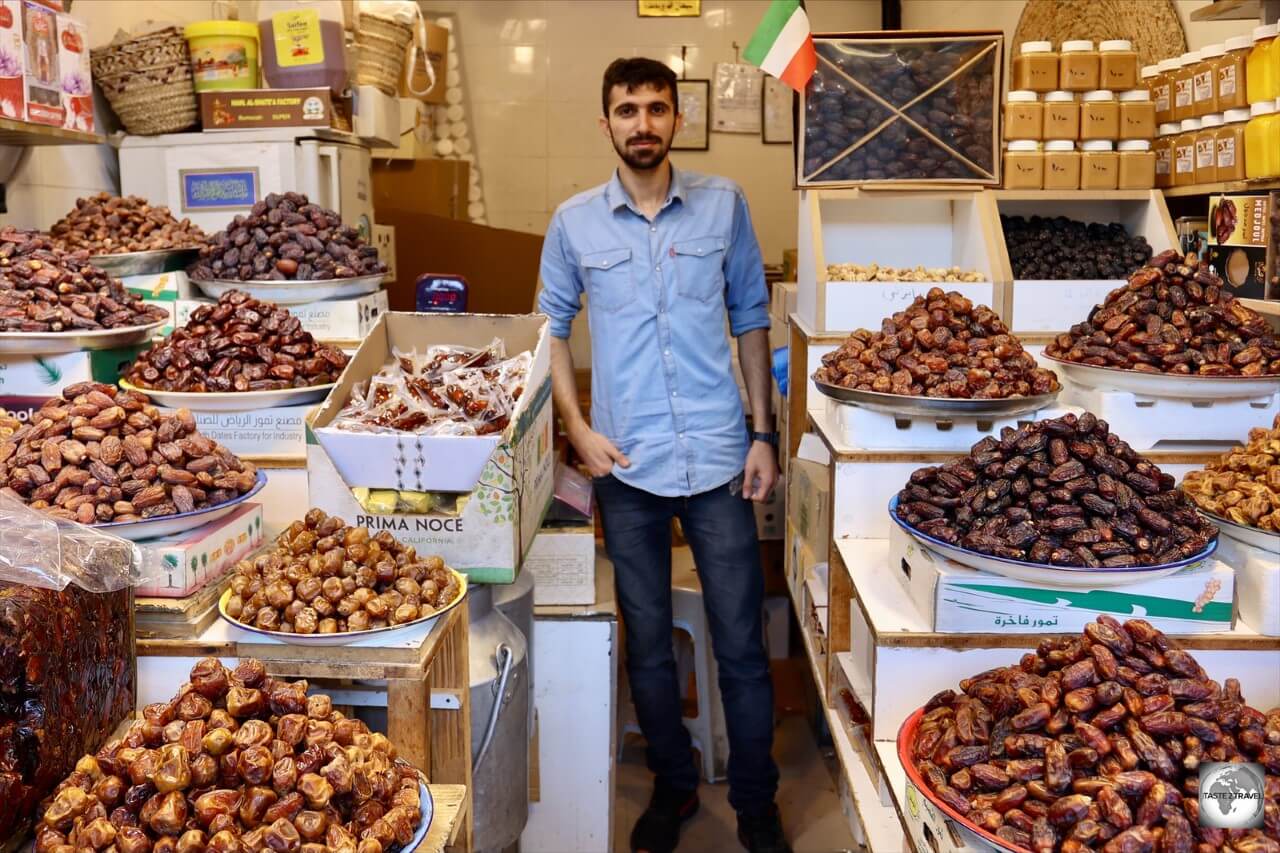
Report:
91,27,197,135
1013,0,1187,68
355,13,413,96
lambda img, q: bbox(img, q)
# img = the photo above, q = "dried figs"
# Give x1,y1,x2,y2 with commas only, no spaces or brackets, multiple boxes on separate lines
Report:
49,193,206,255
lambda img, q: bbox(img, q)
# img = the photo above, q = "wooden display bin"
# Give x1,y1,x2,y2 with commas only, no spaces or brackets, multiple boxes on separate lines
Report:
993,189,1178,340
796,189,1005,334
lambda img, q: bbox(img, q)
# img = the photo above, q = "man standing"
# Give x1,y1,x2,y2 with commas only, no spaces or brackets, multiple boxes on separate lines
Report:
538,58,788,853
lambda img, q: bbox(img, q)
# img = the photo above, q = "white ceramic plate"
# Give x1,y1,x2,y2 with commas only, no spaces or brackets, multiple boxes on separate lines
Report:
0,318,169,355
1044,354,1280,400
94,470,267,541
1198,509,1280,554
119,379,335,412
889,497,1218,587
219,568,468,646
407,779,434,850
190,274,384,306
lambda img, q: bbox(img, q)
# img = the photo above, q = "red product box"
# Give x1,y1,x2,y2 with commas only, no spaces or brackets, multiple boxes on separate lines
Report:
0,1,24,120
21,0,62,126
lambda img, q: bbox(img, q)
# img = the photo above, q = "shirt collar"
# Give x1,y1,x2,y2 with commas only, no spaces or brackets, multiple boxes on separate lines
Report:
606,163,686,214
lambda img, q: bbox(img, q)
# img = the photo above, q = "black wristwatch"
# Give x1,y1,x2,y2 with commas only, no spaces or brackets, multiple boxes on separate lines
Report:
750,431,779,446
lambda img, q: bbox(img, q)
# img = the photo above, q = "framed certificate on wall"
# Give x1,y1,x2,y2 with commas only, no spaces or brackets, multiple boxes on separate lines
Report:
762,76,793,144
673,78,709,150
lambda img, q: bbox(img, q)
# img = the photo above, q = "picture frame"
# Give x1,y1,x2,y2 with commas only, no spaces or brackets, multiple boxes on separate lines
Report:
637,0,700,15
761,76,793,144
673,78,710,151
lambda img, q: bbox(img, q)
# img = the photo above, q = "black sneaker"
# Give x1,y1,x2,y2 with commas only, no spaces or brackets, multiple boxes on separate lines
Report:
630,784,700,853
736,804,792,853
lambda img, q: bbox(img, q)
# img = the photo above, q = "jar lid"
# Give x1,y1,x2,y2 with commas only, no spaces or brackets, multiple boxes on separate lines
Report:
1044,90,1076,102
1156,58,1179,72
185,21,260,39
1225,35,1252,52
1044,140,1076,151
1117,140,1151,151
1061,40,1095,52
1200,113,1223,128
1099,40,1133,52
1199,43,1226,59
1082,90,1116,102
1180,118,1202,131
1252,100,1277,116
1118,89,1151,102
1007,90,1039,103
1222,107,1251,123
1006,140,1040,152
1140,64,1159,79
1081,140,1114,151
1252,23,1278,42
1179,51,1201,64
1158,122,1181,135
1020,40,1054,54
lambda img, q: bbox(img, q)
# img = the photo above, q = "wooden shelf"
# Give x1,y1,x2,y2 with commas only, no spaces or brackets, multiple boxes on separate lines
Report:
0,116,102,146
419,785,468,853
994,189,1156,201
1163,177,1280,197
1190,0,1262,20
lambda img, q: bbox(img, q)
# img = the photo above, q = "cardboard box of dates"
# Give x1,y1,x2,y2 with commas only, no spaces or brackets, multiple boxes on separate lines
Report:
798,31,1002,188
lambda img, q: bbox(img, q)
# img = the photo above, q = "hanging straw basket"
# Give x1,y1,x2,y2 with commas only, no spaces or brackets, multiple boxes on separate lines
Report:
355,13,414,96
1013,0,1187,68
90,27,198,136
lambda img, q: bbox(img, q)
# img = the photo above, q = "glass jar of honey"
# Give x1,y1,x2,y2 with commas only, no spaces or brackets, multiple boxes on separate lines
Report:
1012,41,1059,93
1042,91,1080,139
1005,91,1043,140
1218,35,1251,111
1154,122,1178,188
1100,40,1139,90
1003,140,1044,189
1117,140,1155,188
1195,113,1221,183
1173,52,1199,122
1119,89,1156,140
1195,44,1223,117
1043,140,1080,190
1081,90,1119,140
1216,107,1249,181
1154,58,1178,123
1174,118,1200,186
1080,139,1118,189
1060,40,1100,91
1248,24,1279,105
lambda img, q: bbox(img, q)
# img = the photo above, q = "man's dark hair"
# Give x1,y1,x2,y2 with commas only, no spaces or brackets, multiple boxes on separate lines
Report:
601,57,678,117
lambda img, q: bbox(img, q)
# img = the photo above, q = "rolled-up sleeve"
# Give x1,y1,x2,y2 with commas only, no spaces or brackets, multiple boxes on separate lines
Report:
537,213,583,340
723,190,769,337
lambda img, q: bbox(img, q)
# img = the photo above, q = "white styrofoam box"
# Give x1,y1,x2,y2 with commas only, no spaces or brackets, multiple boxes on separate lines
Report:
174,289,389,343
190,404,313,458
1007,279,1118,334
888,523,1235,635
827,398,1071,452
1061,384,1276,451
354,85,399,147
820,281,996,338
524,523,595,606
0,346,145,398
1217,534,1280,636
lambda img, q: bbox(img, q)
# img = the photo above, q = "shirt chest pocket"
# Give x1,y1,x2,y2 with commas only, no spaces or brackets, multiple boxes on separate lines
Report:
673,236,726,303
581,248,633,313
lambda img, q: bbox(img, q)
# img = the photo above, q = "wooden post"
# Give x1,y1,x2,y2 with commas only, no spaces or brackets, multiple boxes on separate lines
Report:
431,602,473,853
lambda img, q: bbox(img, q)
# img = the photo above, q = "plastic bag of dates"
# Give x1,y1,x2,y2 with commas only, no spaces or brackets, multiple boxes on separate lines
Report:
1044,250,1280,377
189,192,386,283
905,616,1280,853
800,33,1001,186
813,288,1059,398
894,412,1218,568
49,193,207,256
35,657,426,853
123,290,349,393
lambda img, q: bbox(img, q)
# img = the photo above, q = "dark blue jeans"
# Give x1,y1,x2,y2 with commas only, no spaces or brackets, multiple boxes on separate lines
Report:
595,471,779,813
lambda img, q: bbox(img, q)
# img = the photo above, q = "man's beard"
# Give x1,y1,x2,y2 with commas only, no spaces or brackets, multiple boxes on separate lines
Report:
613,132,670,171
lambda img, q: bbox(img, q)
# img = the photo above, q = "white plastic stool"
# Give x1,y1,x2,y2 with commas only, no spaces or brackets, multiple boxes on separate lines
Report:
671,549,729,783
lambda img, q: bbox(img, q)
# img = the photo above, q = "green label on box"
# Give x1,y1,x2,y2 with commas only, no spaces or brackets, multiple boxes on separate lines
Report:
956,583,1233,622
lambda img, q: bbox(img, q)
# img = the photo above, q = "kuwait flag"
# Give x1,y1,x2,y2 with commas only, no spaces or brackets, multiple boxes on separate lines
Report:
744,0,817,92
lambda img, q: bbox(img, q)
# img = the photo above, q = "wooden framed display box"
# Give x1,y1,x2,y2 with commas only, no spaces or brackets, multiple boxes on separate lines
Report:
798,31,1003,189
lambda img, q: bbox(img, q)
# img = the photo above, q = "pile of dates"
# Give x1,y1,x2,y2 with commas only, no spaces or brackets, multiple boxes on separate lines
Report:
49,193,207,255
1182,414,1280,533
124,290,349,393
1045,250,1280,376
0,382,258,524
910,616,1280,853
0,228,168,332
225,509,462,635
36,657,423,853
894,413,1218,567
813,288,1059,398
1002,216,1152,281
189,193,386,282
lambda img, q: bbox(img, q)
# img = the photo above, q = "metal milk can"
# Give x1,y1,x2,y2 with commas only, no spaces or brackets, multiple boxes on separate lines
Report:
492,568,535,738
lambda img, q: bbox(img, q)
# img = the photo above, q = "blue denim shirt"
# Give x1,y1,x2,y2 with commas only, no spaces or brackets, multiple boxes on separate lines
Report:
538,167,770,498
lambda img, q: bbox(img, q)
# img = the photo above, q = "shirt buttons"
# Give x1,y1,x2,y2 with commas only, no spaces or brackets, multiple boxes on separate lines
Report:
671,391,678,397
656,264,662,271
663,349,670,355
601,260,610,267
679,433,685,439
650,226,656,232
